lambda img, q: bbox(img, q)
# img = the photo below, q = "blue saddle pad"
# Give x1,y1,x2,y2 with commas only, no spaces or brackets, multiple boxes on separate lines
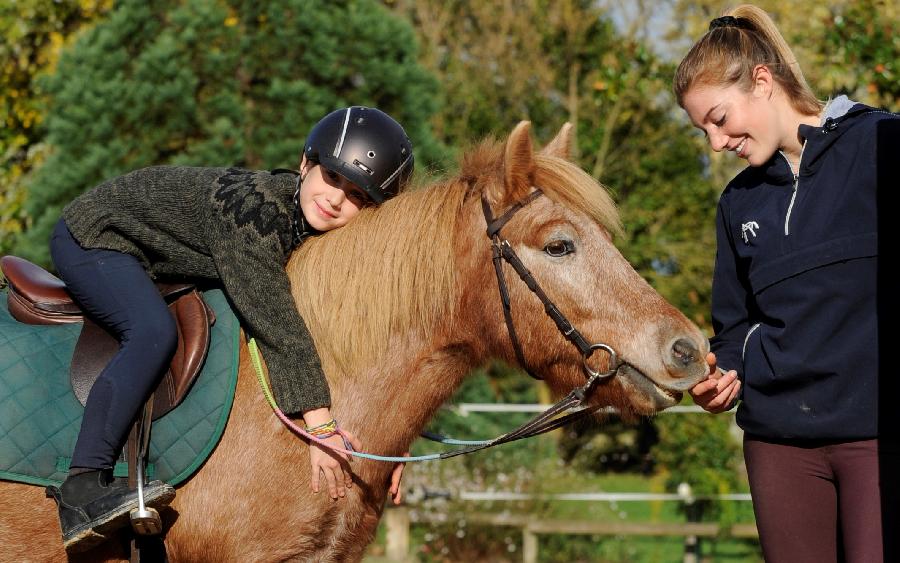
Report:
0,289,240,487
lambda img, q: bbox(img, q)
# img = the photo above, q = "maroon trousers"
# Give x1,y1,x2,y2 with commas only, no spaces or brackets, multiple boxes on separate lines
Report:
743,435,899,563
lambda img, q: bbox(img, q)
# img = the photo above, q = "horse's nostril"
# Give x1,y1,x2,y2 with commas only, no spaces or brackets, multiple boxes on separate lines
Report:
671,338,699,367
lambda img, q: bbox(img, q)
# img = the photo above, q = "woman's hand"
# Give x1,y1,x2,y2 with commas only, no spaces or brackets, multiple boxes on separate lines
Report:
689,352,740,414
304,408,362,500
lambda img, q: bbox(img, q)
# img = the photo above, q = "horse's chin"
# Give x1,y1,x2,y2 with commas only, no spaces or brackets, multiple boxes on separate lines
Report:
614,364,682,415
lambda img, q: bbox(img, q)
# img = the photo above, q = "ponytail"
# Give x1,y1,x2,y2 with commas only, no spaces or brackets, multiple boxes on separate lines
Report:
673,4,823,116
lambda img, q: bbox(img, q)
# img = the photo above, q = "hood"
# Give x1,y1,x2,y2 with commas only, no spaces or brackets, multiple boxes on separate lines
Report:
760,96,871,183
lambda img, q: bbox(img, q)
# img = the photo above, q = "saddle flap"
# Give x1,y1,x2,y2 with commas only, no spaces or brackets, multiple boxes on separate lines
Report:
71,289,214,420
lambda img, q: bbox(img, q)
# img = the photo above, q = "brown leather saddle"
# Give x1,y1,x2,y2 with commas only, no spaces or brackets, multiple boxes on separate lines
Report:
0,255,215,419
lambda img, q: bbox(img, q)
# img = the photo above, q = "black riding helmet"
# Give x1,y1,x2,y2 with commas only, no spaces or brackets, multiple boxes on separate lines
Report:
303,106,414,204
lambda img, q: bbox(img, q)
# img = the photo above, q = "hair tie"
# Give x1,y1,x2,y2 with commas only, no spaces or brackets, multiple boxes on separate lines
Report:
709,15,751,31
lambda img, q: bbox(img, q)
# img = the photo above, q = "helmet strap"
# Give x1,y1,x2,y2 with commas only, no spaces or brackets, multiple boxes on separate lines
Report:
291,176,319,248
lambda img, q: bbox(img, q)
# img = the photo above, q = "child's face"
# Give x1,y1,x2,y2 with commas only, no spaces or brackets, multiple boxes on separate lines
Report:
298,159,371,232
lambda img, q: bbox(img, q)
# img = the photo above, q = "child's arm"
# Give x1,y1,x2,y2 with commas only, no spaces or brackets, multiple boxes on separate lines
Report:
212,239,331,415
208,221,363,497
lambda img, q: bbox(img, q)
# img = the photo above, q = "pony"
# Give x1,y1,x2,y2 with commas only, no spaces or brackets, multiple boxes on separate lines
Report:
0,122,710,562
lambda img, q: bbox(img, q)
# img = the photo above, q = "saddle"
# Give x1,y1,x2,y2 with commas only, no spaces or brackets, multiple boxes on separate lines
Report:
0,255,214,419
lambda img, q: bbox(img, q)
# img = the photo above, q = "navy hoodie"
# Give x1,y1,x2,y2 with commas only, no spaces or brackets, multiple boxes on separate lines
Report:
710,97,898,440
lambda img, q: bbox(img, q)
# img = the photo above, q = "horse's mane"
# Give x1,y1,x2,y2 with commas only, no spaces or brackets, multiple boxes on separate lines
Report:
288,138,621,376
287,174,464,377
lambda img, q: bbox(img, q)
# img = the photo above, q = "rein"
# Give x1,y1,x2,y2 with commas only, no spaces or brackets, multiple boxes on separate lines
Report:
251,337,605,462
251,188,623,463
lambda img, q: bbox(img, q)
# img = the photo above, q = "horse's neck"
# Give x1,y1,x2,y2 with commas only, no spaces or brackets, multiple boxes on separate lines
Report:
325,201,490,457
328,334,477,458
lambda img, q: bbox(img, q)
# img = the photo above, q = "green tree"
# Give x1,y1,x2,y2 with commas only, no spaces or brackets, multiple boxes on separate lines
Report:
0,0,112,255
392,0,719,331
651,413,741,522
667,0,899,112
15,0,444,265
817,0,900,111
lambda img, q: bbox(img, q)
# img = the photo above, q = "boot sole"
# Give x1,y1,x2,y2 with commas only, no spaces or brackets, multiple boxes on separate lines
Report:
63,485,175,553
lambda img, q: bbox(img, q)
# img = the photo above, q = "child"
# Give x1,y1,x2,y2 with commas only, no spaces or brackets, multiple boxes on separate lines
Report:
674,5,898,561
47,106,414,551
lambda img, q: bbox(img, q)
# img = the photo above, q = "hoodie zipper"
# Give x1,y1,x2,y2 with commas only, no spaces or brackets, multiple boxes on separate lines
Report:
780,140,806,236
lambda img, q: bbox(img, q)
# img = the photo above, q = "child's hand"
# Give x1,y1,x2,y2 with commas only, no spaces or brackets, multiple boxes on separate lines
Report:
304,407,362,500
688,352,740,413
308,429,362,500
388,453,410,505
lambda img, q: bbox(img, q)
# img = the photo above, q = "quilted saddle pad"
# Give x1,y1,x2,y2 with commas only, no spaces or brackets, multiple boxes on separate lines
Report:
0,289,240,487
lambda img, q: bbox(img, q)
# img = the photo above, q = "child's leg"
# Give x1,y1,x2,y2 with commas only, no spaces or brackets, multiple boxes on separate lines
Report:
49,219,178,469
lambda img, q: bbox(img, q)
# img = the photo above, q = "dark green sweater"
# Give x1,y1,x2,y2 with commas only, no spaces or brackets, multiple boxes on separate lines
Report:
63,165,329,415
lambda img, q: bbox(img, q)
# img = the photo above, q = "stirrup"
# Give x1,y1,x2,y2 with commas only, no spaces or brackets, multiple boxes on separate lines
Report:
128,397,163,535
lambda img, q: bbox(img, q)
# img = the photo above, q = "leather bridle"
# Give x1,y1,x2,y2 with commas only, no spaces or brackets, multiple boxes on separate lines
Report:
420,190,630,460
481,189,622,390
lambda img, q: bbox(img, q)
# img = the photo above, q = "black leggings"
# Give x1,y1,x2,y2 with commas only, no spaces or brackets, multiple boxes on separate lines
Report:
743,434,899,563
50,219,177,470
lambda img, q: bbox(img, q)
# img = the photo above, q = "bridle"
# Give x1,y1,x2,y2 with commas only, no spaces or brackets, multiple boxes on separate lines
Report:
481,189,622,394
419,189,629,459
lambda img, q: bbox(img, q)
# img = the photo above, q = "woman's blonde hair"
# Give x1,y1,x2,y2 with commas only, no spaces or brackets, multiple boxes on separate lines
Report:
673,4,823,116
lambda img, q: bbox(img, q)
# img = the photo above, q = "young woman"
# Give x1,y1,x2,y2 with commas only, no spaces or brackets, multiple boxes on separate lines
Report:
674,5,898,562
47,106,414,551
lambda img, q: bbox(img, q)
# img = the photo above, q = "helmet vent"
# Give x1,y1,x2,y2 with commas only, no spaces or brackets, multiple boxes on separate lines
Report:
353,159,374,175
367,150,376,158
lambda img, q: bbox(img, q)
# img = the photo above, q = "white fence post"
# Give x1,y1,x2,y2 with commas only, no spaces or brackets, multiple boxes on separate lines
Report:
385,507,410,561
522,527,538,563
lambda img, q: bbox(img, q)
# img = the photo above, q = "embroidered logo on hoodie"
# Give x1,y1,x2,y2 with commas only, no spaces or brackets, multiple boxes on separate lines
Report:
741,221,759,244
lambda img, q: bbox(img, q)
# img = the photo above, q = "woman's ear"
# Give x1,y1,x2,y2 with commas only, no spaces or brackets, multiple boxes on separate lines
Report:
752,64,774,98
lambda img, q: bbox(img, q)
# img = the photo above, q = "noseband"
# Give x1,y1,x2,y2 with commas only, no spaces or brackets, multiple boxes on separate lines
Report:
481,190,621,393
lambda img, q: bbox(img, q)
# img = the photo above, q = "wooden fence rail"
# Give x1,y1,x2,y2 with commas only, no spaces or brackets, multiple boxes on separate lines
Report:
384,508,758,563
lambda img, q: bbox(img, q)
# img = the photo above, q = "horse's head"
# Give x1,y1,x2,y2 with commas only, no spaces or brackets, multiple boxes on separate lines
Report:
290,121,709,422
459,121,709,416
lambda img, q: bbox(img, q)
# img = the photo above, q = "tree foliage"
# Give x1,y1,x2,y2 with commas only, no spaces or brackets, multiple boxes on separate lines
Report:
668,0,899,111
651,413,741,521
16,0,443,265
817,0,900,111
0,0,112,255
391,0,720,330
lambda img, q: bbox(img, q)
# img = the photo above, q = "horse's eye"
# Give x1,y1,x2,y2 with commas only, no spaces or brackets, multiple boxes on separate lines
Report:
544,239,574,257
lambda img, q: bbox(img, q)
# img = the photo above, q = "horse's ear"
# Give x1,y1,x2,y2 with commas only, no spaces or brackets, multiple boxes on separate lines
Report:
497,121,535,205
541,122,574,160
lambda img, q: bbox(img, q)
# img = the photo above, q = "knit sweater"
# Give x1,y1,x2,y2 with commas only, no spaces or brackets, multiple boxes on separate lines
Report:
62,165,329,415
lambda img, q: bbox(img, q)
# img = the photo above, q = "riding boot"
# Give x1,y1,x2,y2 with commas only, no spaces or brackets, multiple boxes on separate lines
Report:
45,468,175,552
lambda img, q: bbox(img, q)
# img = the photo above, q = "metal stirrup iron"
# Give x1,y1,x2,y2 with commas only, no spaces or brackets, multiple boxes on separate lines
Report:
129,399,161,535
